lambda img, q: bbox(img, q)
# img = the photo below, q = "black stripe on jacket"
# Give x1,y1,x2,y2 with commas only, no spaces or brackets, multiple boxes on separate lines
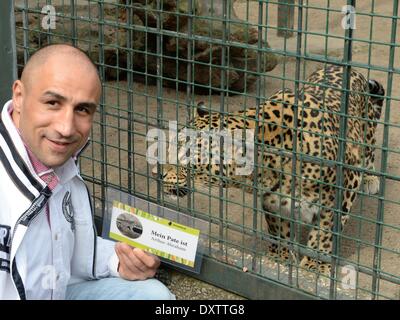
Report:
0,147,35,202
0,114,43,194
12,259,26,300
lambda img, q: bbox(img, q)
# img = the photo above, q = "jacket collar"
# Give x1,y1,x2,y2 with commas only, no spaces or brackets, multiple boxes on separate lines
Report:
0,100,44,200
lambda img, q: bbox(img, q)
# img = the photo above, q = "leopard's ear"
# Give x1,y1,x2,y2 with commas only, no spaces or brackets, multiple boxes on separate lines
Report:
196,101,209,117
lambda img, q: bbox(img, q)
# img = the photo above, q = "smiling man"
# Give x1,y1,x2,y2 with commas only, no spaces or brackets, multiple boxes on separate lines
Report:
0,44,174,300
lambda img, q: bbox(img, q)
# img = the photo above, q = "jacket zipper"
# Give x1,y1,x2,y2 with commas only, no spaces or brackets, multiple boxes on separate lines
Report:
84,184,97,278
9,188,51,299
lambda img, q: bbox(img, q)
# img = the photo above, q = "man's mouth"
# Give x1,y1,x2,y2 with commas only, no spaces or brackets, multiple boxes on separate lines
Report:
47,138,74,152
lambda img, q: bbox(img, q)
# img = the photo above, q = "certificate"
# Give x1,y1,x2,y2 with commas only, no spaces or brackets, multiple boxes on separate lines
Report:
109,200,200,268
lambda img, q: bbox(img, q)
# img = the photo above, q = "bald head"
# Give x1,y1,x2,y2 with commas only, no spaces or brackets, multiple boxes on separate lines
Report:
21,44,101,92
12,43,102,168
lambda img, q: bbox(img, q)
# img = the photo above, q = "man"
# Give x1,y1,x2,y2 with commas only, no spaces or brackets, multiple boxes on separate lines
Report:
0,44,174,300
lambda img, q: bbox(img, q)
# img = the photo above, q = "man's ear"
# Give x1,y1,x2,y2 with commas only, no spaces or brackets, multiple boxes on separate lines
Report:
12,80,24,114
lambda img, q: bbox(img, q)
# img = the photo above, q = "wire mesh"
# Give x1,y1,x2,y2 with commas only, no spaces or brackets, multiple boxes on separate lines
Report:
12,0,400,299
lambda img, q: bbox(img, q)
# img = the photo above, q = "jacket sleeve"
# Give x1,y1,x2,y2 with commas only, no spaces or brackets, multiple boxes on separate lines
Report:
94,236,121,278
70,226,120,281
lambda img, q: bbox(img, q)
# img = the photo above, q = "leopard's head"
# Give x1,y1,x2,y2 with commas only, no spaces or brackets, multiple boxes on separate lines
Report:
152,164,190,197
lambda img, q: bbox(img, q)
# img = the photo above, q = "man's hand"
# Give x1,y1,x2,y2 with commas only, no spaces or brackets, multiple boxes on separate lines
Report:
115,242,160,280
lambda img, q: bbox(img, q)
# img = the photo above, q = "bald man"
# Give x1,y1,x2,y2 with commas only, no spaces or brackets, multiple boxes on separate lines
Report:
0,44,174,300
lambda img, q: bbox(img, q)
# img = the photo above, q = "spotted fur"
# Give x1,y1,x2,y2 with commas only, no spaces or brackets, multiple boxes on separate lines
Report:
153,65,385,274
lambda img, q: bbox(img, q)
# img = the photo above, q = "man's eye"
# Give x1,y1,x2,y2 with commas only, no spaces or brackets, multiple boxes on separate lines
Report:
76,106,90,114
46,100,58,106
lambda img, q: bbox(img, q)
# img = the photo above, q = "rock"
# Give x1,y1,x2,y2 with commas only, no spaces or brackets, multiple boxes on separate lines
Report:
15,1,277,93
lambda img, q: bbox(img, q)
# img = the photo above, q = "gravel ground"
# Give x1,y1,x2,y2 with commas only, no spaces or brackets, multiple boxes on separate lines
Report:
156,268,246,300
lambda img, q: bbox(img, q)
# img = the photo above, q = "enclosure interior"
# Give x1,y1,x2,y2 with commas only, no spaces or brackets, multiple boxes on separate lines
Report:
13,0,400,299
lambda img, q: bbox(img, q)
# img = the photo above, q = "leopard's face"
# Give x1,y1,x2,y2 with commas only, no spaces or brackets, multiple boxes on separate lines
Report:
152,96,300,198
152,164,190,197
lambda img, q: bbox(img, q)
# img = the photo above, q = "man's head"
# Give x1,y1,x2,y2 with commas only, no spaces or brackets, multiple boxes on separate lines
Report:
12,44,101,168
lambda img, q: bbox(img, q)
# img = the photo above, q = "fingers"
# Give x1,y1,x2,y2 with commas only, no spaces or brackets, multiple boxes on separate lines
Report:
117,243,160,270
115,245,143,277
115,243,160,281
116,243,147,272
132,246,161,270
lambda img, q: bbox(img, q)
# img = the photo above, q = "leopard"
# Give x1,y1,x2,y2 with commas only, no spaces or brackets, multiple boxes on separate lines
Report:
152,65,385,275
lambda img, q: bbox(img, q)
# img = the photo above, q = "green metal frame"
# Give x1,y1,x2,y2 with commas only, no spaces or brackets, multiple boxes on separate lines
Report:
0,0,17,106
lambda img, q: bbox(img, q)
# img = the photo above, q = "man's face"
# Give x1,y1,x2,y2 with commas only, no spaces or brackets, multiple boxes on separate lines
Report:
12,56,101,168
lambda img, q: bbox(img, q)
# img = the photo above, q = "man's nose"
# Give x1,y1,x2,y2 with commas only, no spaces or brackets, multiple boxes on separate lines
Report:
54,107,76,137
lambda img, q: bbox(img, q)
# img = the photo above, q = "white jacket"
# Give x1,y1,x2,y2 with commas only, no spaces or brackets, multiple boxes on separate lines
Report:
0,100,118,299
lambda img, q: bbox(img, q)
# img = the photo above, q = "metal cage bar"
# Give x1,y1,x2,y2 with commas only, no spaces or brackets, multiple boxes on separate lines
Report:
0,0,17,106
